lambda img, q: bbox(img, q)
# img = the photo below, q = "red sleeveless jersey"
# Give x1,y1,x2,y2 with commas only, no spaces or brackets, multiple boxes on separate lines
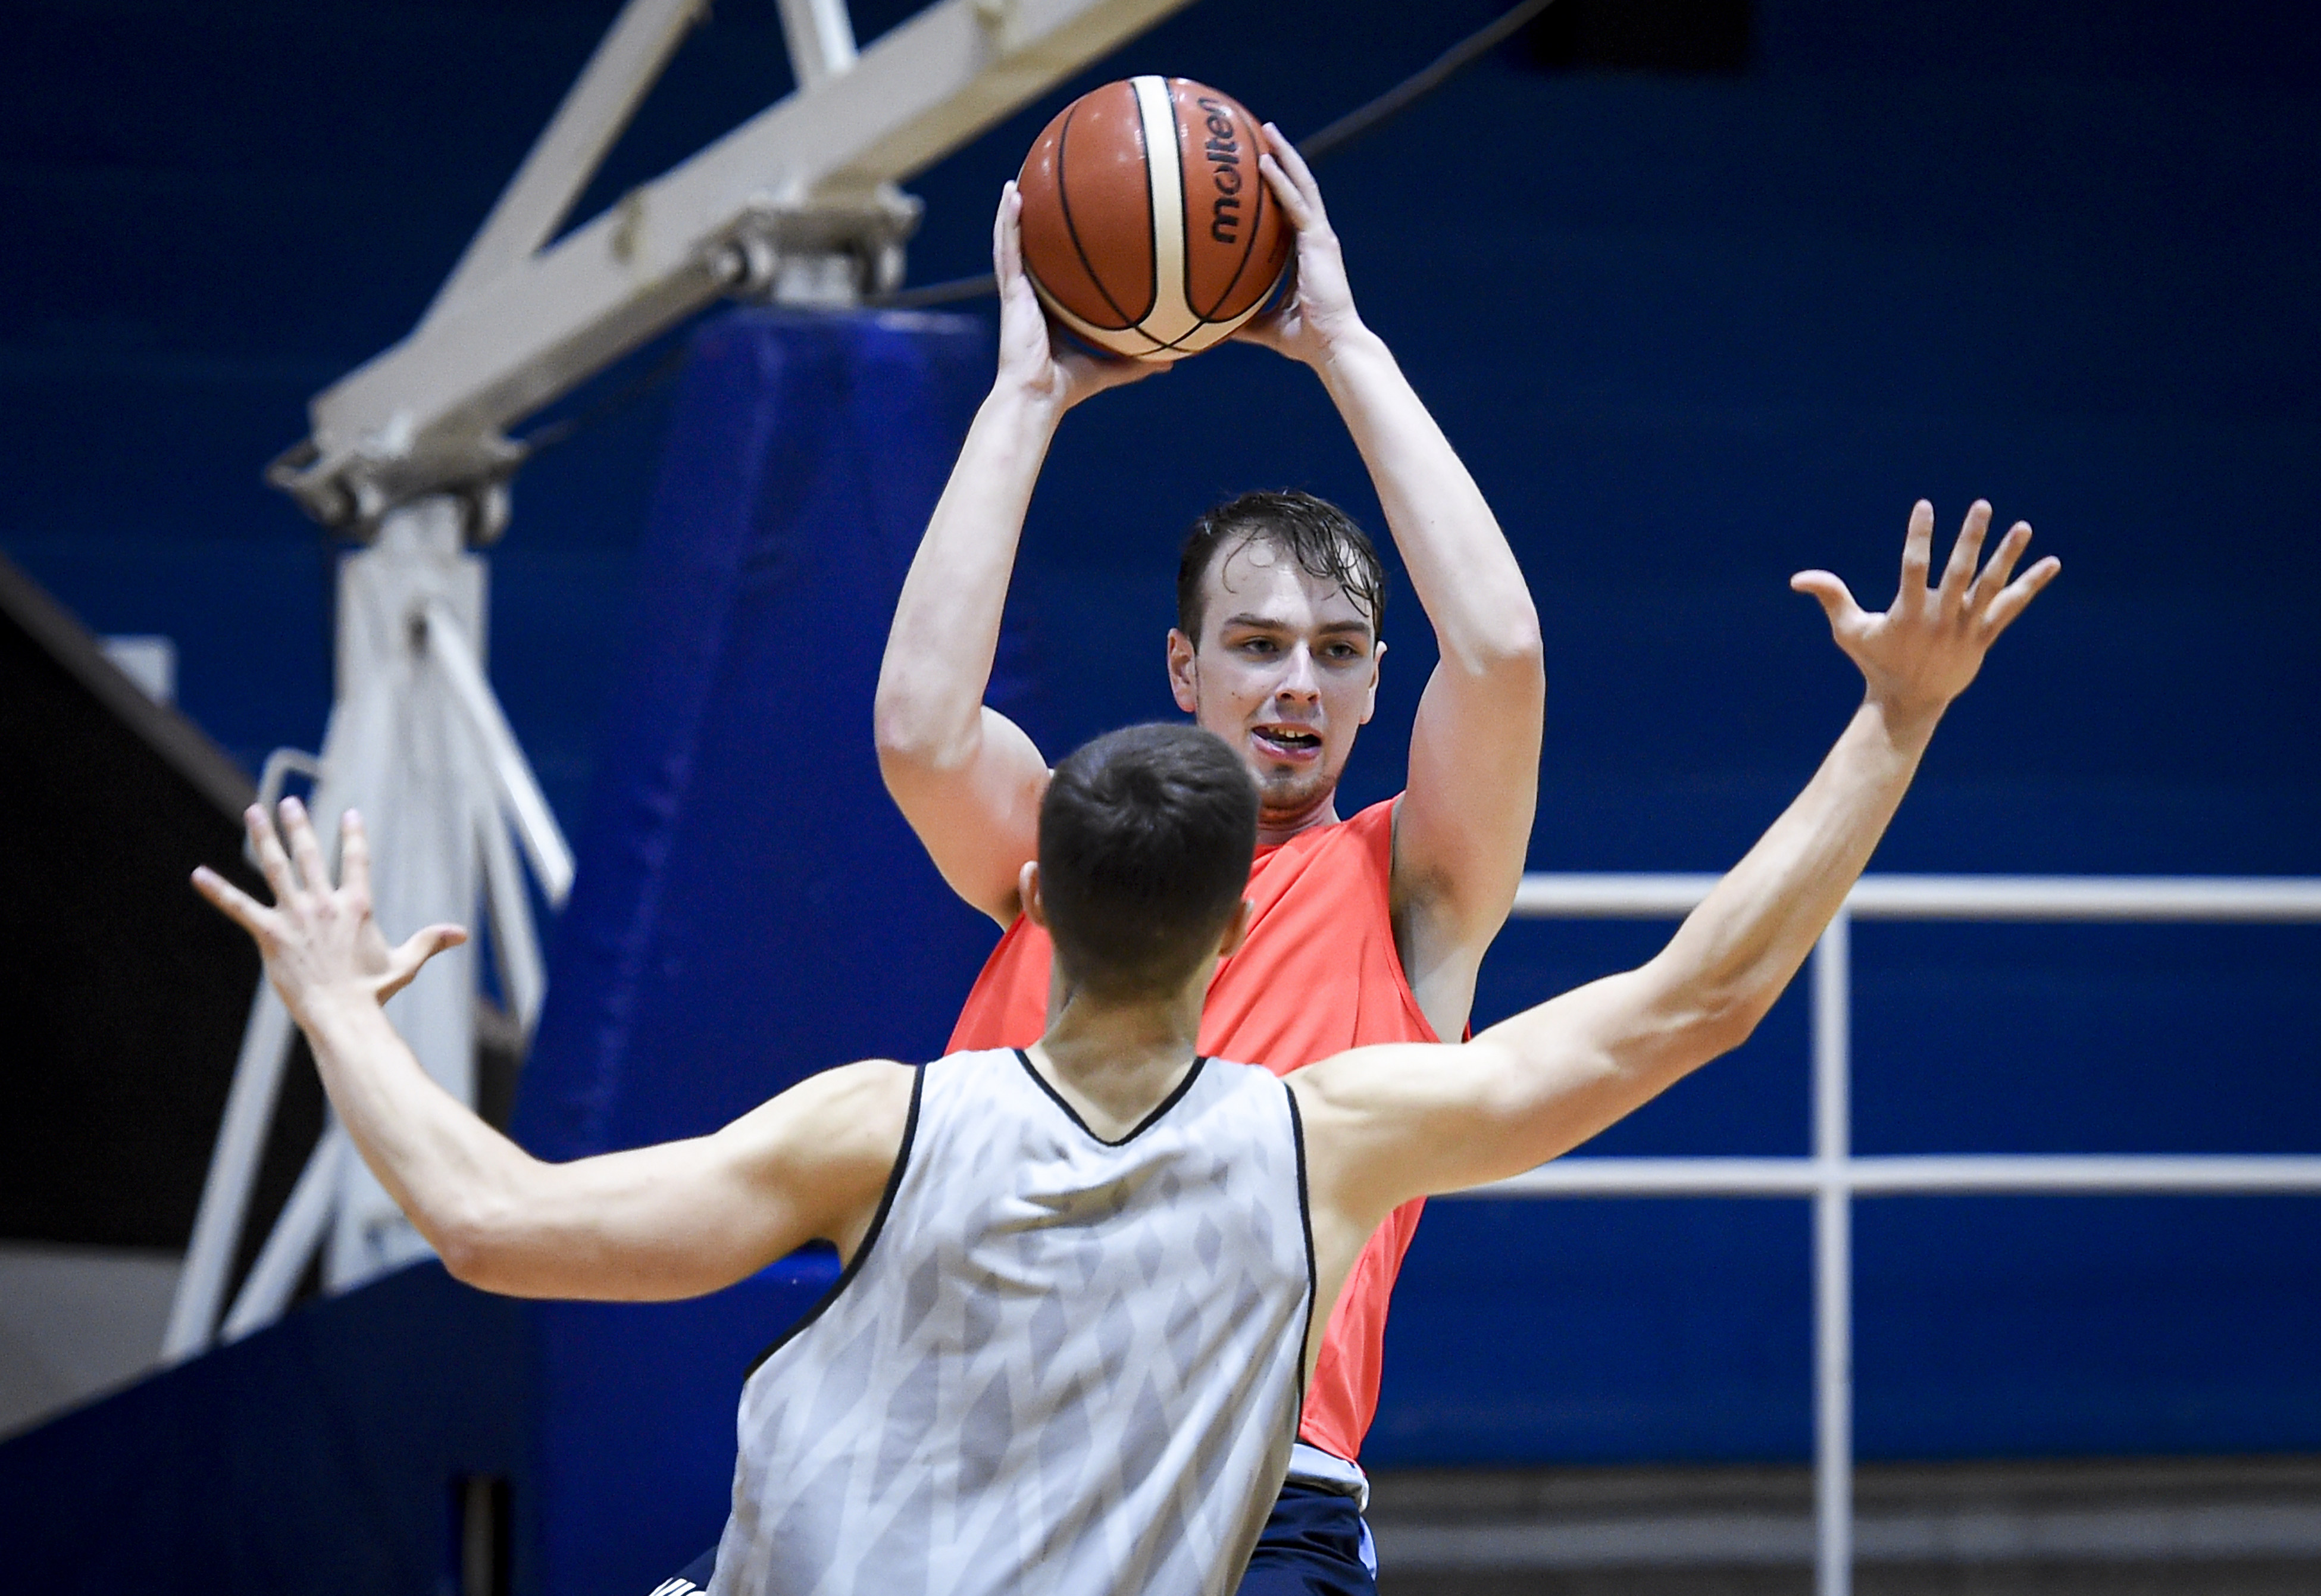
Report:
946,796,1432,1463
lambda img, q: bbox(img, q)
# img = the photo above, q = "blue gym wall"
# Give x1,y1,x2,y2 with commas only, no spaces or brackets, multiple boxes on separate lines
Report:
7,0,2317,1500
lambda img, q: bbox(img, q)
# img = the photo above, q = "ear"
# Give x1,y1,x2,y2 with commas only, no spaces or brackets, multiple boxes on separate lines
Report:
1018,860,1047,929
1166,627,1199,714
1216,897,1254,960
1360,639,1385,726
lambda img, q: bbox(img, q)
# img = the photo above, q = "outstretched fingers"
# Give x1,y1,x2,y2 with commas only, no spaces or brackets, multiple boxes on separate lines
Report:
280,797,330,897
191,864,280,944
245,802,296,905
339,808,373,907
1791,569,1865,634
380,924,471,1003
1897,499,1935,597
1970,521,2034,611
1979,553,2062,641
1938,500,1992,612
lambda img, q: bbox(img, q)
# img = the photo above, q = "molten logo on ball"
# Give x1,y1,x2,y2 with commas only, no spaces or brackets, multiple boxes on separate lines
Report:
1015,76,1294,361
1199,97,1244,246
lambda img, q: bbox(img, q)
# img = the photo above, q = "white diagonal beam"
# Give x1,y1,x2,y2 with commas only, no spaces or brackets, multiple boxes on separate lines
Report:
219,1128,348,1342
162,984,300,1361
779,0,860,89
426,599,574,906
293,0,1192,511
425,0,708,326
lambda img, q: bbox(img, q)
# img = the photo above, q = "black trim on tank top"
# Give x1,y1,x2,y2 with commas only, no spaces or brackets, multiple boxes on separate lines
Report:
1012,1047,1209,1147
742,1062,925,1380
1283,1079,1319,1428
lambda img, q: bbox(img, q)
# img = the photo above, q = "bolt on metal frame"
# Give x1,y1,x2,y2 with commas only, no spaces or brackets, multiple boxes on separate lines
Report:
1465,872,2321,1596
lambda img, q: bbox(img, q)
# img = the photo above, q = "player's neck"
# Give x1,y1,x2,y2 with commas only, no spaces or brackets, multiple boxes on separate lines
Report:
1256,788,1339,848
1032,979,1206,1141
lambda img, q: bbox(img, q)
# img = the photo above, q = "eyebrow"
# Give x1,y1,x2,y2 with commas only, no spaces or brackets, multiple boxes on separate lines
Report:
1218,612,1374,637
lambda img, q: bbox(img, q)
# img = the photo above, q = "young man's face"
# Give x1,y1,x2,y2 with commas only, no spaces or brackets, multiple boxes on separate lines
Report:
1167,537,1382,827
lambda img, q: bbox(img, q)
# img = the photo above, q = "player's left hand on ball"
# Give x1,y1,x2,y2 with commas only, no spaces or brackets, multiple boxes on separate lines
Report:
1791,499,2061,722
1235,124,1364,363
192,799,467,1018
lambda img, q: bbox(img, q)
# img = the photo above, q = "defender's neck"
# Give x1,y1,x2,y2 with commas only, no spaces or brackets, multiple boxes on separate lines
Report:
1032,965,1206,1141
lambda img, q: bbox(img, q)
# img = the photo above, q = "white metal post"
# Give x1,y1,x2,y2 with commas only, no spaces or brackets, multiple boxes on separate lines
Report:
1812,910,1853,1596
162,985,298,1362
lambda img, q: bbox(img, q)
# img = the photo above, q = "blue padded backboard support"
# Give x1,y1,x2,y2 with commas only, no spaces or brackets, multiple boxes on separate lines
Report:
512,308,1015,1595
519,307,1010,1160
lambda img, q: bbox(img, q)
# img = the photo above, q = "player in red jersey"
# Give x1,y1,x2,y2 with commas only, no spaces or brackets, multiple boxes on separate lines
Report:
874,129,1544,1590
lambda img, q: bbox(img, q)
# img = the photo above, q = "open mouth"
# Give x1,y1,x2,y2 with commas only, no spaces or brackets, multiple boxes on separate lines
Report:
1251,724,1322,759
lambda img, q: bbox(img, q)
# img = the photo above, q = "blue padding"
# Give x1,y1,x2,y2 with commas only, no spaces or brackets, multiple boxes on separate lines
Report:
0,1265,533,1596
518,308,1009,1161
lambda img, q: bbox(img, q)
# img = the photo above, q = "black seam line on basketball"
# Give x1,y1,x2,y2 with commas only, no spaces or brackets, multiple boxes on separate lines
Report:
1174,79,1200,321
1012,1047,1210,1148
1153,312,1241,352
1284,1078,1319,1433
1055,100,1147,331
740,1061,925,1381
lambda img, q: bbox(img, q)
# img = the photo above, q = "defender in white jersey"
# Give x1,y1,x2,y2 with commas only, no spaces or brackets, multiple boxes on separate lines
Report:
717,1045,1311,1596
193,502,2054,1596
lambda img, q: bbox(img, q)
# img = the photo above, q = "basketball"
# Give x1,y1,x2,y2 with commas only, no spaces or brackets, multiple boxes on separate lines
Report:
1016,76,1294,361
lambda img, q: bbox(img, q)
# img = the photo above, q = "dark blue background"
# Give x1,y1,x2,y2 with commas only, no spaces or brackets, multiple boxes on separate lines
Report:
6,0,2317,1470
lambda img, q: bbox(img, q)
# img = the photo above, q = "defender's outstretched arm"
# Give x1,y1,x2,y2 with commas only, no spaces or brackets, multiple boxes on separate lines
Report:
1241,129,1544,1022
874,185,1154,925
192,800,909,1301
1297,502,2059,1231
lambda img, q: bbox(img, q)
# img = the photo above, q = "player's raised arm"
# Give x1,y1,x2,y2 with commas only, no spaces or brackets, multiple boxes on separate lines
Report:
1241,127,1545,1022
874,184,1156,925
1296,502,2060,1231
190,800,912,1301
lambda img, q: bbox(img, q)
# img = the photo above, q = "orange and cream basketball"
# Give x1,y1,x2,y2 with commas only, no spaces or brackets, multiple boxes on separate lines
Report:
1016,76,1293,361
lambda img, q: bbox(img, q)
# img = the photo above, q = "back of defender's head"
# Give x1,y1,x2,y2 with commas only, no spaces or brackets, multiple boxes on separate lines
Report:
1038,724,1260,999
1176,489,1388,644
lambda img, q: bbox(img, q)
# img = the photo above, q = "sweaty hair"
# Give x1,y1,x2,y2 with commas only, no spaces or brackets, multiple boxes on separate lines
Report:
1038,723,1260,999
1175,490,1387,646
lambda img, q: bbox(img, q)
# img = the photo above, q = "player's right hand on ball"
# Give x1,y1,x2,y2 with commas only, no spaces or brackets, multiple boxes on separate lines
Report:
991,181,1163,415
192,799,468,1021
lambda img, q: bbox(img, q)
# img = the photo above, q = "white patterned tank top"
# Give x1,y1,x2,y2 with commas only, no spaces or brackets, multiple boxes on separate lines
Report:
709,1046,1315,1596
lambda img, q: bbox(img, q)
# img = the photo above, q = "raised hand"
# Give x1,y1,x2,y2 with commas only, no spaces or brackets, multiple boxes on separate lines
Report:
192,799,466,1022
990,181,1159,414
1234,124,1365,365
1793,500,2060,725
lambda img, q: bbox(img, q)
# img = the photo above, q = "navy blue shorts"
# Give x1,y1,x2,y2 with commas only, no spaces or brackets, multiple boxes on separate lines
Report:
1237,1479,1378,1595
651,1478,1376,1595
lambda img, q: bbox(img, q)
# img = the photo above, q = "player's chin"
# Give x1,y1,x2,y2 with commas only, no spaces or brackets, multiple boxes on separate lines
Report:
1253,762,1337,813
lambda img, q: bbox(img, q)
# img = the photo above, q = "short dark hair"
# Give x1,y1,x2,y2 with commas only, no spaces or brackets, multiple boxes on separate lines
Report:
1175,490,1387,645
1038,723,1260,999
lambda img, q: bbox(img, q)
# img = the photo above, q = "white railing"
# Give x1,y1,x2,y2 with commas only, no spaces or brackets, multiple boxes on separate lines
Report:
1466,873,2321,1596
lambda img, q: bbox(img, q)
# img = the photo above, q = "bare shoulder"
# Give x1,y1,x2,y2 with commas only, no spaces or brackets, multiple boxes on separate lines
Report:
1287,1041,1453,1126
722,1059,918,1169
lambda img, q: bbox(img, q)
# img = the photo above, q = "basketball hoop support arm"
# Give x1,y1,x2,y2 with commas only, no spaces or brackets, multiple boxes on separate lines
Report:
268,0,1195,538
